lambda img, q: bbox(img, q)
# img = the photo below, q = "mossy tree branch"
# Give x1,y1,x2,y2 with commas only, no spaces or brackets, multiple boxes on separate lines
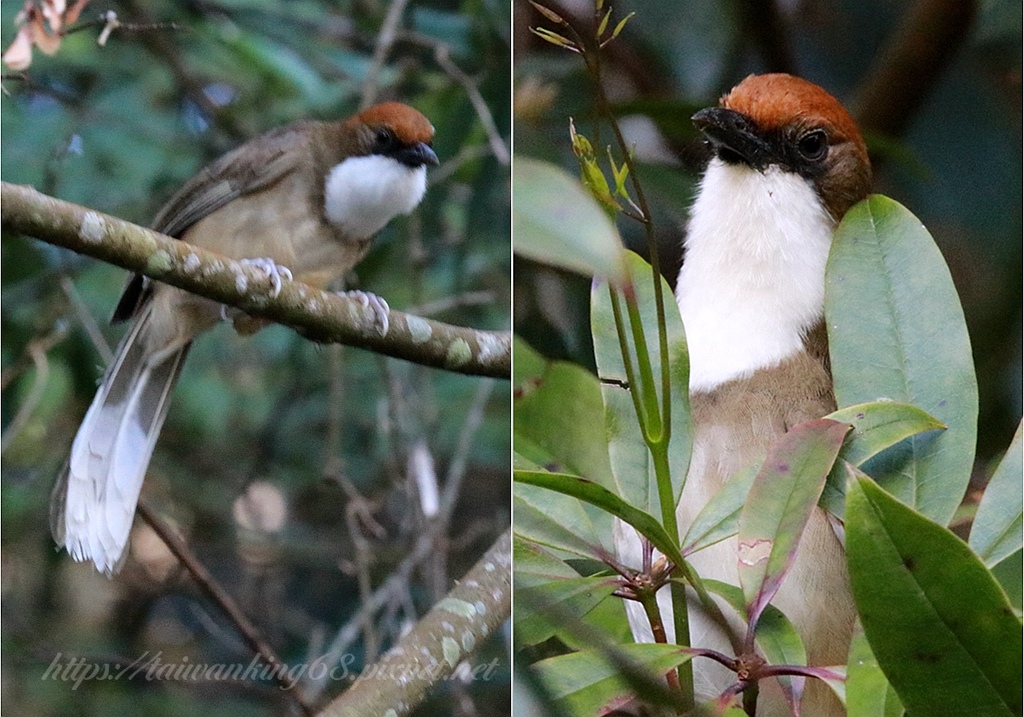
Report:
1,182,511,379
315,529,511,717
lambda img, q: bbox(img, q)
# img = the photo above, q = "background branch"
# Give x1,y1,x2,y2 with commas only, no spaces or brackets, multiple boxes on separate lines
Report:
314,529,510,717
0,182,510,380
136,502,316,716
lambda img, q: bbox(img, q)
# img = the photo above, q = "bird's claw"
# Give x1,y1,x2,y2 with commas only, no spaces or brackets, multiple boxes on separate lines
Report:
340,290,390,337
239,257,293,298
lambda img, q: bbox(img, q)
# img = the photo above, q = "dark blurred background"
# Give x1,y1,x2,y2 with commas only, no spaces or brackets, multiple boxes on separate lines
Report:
513,0,1021,476
1,0,510,714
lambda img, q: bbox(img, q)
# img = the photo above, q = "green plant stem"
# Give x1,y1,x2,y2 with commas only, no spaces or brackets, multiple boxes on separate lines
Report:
581,16,692,704
652,443,693,707
585,43,673,446
742,681,759,716
608,285,648,436
570,13,694,708
624,289,663,440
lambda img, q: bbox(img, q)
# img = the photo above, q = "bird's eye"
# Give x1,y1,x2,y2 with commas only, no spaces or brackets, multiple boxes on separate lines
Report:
374,128,393,148
796,130,828,161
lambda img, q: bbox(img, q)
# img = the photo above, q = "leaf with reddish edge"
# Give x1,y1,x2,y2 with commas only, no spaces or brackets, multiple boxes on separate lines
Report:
738,419,850,628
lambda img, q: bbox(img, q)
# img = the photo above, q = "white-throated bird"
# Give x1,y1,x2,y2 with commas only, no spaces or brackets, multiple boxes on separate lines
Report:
621,73,870,716
53,102,438,575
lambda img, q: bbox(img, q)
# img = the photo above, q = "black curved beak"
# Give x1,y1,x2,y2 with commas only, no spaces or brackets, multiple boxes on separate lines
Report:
395,141,439,168
692,107,772,169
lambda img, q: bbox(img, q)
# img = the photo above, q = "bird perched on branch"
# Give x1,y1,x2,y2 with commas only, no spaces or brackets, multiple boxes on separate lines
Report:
52,101,439,575
622,74,870,716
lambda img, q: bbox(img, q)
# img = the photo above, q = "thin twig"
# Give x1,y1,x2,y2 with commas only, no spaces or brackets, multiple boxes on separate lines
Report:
404,290,496,318
116,0,246,141
59,274,114,363
135,501,317,717
428,143,493,185
302,517,445,700
360,0,412,109
438,378,496,524
432,43,510,166
1,323,68,453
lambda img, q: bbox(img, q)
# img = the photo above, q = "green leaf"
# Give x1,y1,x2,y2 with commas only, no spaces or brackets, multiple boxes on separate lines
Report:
557,590,634,649
534,643,694,715
513,354,617,491
610,12,637,40
569,120,618,216
596,7,613,38
514,483,610,560
739,419,850,623
822,401,946,518
512,336,548,388
846,471,1023,716
681,463,757,556
847,628,904,717
591,251,692,513
826,195,978,525
514,538,619,646
991,549,1023,614
970,419,1023,566
514,469,685,569
513,157,627,283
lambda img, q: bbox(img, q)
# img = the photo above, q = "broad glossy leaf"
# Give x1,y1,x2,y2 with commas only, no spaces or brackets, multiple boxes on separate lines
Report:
513,538,619,647
739,419,849,623
514,483,609,560
513,157,628,284
515,576,619,646
592,251,693,513
970,419,1023,566
681,463,757,556
846,471,1023,716
992,549,1023,613
513,352,617,492
557,591,634,650
533,643,694,715
847,628,904,717
513,535,581,587
826,195,978,524
822,401,946,518
512,335,548,388
514,469,685,569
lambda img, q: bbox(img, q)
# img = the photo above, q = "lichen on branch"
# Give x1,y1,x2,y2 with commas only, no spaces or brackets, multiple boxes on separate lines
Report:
0,181,511,379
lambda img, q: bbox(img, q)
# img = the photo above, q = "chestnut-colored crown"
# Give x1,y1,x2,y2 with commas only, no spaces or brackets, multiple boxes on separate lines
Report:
351,102,435,145
721,73,867,169
710,73,870,219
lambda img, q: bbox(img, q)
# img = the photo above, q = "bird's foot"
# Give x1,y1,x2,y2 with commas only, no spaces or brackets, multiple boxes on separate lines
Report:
337,290,390,337
219,258,292,335
238,257,293,298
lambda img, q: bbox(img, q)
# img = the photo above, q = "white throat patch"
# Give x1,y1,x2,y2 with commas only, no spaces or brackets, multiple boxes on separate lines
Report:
675,159,835,393
324,155,427,239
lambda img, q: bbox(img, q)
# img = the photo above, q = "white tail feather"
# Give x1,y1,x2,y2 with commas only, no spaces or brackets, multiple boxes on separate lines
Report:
59,308,189,575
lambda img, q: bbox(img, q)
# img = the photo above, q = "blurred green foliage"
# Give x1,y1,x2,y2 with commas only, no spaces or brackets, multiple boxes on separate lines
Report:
1,0,510,715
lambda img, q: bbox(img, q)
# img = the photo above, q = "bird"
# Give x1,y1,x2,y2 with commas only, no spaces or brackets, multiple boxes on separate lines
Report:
619,74,871,715
51,101,439,576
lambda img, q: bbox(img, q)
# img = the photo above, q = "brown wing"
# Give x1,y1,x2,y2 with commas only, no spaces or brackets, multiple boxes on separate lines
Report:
111,124,314,323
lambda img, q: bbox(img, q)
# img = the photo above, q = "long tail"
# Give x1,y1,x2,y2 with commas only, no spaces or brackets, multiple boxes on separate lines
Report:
52,306,190,575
